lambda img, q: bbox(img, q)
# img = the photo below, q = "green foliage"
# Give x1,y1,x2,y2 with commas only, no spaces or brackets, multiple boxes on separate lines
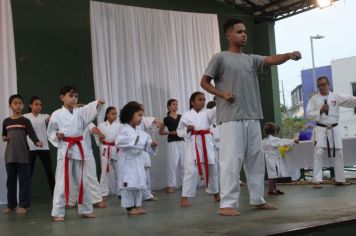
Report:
280,117,311,138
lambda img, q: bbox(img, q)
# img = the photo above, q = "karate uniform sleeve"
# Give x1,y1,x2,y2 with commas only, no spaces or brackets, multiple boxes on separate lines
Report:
336,93,356,108
115,128,136,149
274,137,294,147
176,114,189,139
25,118,40,144
306,96,320,119
78,100,102,127
47,114,60,148
142,116,156,130
144,136,158,156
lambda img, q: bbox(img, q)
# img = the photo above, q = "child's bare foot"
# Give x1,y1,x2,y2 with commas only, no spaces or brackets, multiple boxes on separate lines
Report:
94,201,107,208
313,182,322,189
180,197,192,207
146,196,159,201
239,181,245,187
255,202,277,210
66,205,76,209
2,208,15,214
218,208,240,216
53,217,65,222
16,207,27,214
136,207,147,214
151,192,157,196
166,187,176,193
127,208,141,215
102,196,109,201
213,193,220,202
81,213,96,218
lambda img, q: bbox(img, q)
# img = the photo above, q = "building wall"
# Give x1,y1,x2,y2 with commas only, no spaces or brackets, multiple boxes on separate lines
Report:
332,56,356,137
10,0,281,195
301,65,333,117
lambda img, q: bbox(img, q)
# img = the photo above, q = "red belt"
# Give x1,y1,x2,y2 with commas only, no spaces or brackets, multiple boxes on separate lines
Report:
103,141,115,173
63,136,85,207
191,129,211,187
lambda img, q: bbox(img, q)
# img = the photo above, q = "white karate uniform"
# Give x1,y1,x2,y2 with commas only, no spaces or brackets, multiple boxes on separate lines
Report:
263,135,294,179
97,120,121,197
69,123,103,205
116,124,157,208
47,101,101,217
167,141,185,188
177,108,219,198
23,113,50,150
306,92,356,183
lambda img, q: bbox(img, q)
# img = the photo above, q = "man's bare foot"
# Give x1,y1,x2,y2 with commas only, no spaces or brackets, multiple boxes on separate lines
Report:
255,202,277,210
53,217,65,222
151,192,157,196
146,196,159,201
81,213,96,218
102,196,109,201
16,207,27,214
213,193,221,202
180,197,192,207
166,187,176,193
2,208,15,214
94,201,107,208
127,208,141,215
136,207,147,214
313,182,322,189
239,181,245,187
218,208,240,216
335,182,352,186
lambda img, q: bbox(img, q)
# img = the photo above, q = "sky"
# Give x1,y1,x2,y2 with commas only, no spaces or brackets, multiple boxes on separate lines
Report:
275,0,356,107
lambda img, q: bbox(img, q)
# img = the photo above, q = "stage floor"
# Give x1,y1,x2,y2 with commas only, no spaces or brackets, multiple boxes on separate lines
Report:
1,183,356,236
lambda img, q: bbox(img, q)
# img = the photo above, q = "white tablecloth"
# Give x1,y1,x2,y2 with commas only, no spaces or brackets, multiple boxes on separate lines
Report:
282,137,356,180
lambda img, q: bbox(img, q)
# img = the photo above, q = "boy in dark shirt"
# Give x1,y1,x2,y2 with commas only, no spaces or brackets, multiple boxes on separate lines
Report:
2,94,43,214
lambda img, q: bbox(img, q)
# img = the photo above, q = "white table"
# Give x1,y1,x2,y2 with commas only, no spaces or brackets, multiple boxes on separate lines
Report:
282,136,356,180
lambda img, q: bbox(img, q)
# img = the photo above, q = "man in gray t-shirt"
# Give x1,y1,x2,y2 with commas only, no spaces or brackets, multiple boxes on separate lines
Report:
201,18,301,216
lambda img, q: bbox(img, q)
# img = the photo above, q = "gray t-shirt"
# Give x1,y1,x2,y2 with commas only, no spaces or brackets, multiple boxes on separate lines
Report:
204,51,266,123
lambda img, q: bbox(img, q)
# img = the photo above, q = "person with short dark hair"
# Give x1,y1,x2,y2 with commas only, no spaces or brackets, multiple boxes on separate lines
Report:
2,94,43,214
201,18,301,216
47,85,105,222
23,96,55,195
306,76,356,188
116,101,158,215
159,99,185,193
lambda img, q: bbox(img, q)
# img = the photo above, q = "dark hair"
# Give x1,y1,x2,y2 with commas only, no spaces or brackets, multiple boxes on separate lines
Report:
189,91,204,110
223,18,244,34
28,96,42,112
167,99,177,115
104,106,117,122
8,94,24,105
206,101,216,109
59,85,79,96
120,101,142,124
317,76,329,85
263,122,277,137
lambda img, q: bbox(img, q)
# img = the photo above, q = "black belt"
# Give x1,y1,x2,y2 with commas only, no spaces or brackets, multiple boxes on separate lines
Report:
316,123,338,158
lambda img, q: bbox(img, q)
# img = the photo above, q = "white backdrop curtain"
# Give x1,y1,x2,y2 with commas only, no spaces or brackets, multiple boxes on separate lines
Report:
90,1,221,190
0,0,18,204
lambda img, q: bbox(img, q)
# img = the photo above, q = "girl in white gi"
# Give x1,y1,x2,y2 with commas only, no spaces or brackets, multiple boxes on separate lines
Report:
178,92,219,207
306,76,356,188
97,107,121,200
159,99,185,193
24,96,55,194
47,85,104,222
262,122,298,195
116,102,158,215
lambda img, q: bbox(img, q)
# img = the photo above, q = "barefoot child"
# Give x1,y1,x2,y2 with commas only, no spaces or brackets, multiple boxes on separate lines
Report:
177,92,219,207
47,86,104,222
262,122,298,195
2,94,43,214
116,101,158,215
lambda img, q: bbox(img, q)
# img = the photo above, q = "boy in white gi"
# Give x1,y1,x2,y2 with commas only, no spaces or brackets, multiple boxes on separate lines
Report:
116,101,158,215
306,76,356,188
47,85,104,222
201,18,301,216
178,92,219,207
262,122,298,195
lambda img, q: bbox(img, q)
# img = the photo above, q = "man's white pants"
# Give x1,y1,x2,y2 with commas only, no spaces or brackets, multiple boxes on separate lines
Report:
167,141,185,188
99,157,119,197
182,161,219,197
313,147,345,183
142,167,153,200
52,159,93,217
219,120,266,209
121,189,143,208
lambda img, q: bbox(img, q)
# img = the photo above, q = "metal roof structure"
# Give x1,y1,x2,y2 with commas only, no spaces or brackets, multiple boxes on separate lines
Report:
216,0,339,22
